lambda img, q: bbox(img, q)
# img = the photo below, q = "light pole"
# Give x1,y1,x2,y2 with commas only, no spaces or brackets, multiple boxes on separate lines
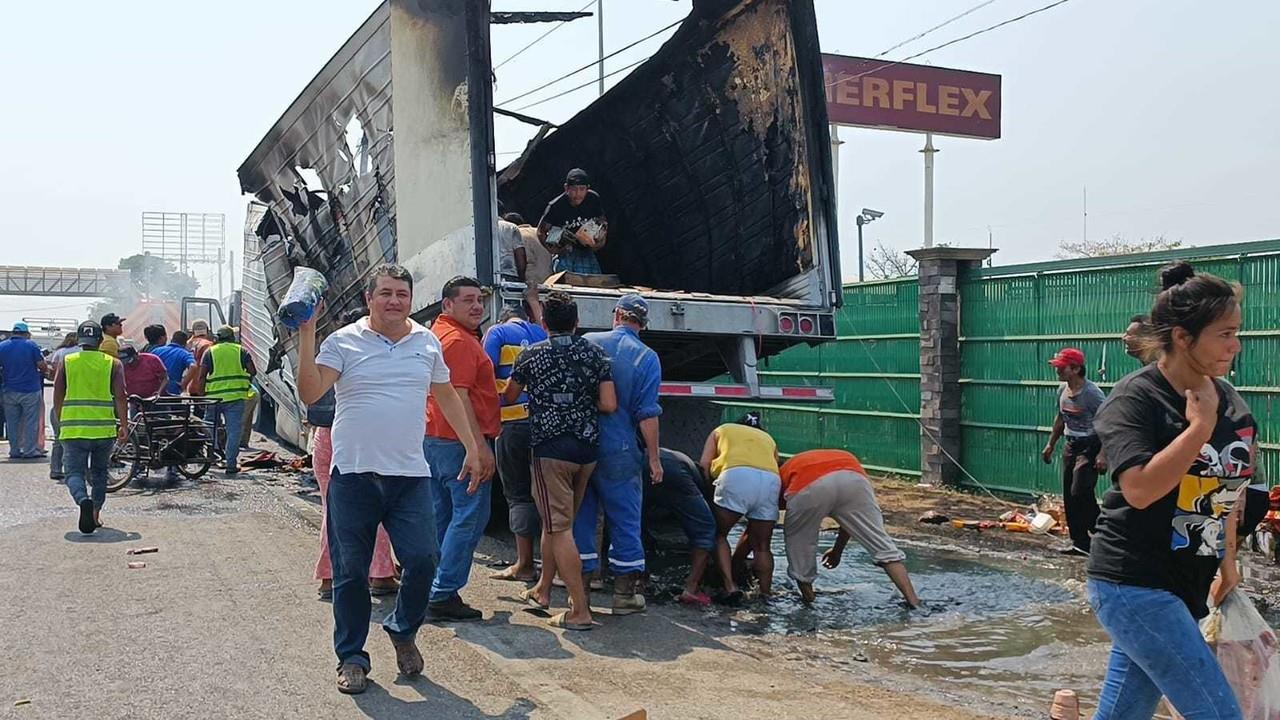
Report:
855,208,883,282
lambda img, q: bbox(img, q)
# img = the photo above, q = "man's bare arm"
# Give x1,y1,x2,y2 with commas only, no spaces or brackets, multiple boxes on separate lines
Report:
431,382,495,492
296,316,339,404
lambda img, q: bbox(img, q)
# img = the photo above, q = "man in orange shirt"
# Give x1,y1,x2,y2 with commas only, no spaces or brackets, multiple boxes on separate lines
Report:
424,276,500,621
779,449,920,608
188,320,215,364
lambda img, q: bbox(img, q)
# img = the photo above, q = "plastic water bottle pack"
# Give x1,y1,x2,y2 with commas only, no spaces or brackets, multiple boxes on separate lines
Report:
277,267,329,330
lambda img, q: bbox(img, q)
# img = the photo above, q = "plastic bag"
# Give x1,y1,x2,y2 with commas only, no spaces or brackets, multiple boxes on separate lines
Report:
1199,589,1280,719
276,267,329,330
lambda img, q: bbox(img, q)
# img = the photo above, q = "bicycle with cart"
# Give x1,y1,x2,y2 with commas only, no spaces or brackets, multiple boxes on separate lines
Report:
106,395,222,491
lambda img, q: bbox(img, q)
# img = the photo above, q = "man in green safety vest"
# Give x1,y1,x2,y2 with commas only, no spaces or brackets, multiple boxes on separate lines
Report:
192,325,257,476
53,321,128,535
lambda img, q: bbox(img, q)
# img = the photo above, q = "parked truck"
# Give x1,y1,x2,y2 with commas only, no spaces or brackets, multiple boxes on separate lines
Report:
234,0,840,455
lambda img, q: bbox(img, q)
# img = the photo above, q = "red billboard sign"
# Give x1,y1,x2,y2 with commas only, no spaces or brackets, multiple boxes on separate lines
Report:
822,54,1001,140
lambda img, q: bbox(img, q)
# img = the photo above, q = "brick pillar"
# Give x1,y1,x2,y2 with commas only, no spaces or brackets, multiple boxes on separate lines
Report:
905,247,996,486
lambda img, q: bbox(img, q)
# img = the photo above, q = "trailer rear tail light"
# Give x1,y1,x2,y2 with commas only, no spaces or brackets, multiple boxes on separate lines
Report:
798,316,814,334
778,314,796,334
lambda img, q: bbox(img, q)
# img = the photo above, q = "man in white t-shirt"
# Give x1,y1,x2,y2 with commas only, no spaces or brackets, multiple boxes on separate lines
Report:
296,264,494,695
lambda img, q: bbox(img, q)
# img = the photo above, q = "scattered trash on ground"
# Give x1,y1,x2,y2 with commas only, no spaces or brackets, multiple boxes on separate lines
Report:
14,698,31,707
917,503,1064,535
126,547,159,555
240,451,280,469
127,561,147,569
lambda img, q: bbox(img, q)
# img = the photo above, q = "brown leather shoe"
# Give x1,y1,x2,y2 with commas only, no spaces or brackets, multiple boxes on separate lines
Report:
336,663,368,694
390,635,423,676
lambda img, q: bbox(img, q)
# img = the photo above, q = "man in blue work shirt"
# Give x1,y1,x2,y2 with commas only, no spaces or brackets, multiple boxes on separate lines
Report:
575,294,663,614
152,330,196,396
0,322,50,459
483,305,548,583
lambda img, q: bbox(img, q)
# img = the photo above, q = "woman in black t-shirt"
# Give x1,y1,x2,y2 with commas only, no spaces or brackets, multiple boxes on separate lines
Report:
1087,261,1250,719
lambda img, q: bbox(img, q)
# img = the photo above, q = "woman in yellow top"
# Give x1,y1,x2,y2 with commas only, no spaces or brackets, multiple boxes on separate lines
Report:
699,412,781,601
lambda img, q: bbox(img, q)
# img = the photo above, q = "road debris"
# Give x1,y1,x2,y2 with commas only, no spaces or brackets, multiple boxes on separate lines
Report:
127,561,147,569
126,547,159,555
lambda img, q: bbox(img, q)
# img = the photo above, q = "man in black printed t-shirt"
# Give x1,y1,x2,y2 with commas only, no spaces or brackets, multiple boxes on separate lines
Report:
537,168,608,275
503,292,616,631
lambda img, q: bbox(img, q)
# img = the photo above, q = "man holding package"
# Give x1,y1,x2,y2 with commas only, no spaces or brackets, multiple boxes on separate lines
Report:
537,168,608,275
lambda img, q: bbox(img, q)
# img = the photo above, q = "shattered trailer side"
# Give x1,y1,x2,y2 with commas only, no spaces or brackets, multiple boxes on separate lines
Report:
236,0,840,451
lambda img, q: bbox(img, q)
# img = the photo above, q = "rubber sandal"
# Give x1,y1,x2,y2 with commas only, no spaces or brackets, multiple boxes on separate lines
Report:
546,611,593,631
678,591,712,608
519,588,550,610
370,581,400,597
77,499,96,535
717,590,744,606
490,567,537,582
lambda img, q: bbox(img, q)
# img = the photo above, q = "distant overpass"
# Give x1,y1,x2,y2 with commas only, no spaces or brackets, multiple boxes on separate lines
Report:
0,265,130,298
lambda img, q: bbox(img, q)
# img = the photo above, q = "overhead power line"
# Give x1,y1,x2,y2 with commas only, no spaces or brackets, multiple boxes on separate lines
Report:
876,0,999,57
496,17,682,107
494,0,595,70
511,55,649,112
827,0,1076,89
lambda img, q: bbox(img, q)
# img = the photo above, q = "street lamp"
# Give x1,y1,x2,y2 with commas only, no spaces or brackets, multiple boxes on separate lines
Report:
855,208,883,282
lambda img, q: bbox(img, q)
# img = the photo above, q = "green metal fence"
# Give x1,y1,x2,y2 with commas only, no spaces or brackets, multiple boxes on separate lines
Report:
723,238,1280,497
722,278,923,476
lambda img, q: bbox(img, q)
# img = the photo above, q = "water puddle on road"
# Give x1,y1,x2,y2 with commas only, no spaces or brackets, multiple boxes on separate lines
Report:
652,529,1112,711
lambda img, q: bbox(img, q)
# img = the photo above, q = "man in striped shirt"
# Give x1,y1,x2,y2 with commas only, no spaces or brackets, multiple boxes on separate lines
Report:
482,306,547,582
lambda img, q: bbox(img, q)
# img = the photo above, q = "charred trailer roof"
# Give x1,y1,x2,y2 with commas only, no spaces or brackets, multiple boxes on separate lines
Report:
498,0,838,300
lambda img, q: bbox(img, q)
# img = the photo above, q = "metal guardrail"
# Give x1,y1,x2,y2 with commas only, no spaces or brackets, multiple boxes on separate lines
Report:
0,266,130,298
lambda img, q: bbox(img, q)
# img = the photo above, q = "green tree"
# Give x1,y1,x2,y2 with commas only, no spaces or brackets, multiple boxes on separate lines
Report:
88,253,200,319
1056,234,1184,259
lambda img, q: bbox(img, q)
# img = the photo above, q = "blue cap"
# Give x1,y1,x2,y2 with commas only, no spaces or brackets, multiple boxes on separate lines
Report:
615,294,649,325
12,322,28,333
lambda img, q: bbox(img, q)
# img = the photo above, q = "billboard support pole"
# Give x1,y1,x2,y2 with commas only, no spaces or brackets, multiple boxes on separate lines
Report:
921,133,938,248
829,124,842,215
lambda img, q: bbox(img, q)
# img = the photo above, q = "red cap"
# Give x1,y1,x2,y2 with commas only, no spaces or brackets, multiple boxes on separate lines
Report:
1049,348,1086,368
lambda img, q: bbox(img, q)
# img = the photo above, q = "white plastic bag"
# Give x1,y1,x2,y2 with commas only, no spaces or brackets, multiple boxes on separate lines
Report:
1200,589,1280,719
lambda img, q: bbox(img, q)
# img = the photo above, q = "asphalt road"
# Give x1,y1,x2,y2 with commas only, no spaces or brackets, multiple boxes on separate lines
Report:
0,437,1006,720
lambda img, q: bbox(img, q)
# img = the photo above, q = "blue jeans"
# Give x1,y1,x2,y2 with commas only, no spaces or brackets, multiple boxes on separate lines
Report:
574,449,646,575
64,438,114,511
553,248,602,275
326,468,439,671
644,466,716,552
1087,579,1243,720
3,390,42,458
424,437,492,603
213,400,245,471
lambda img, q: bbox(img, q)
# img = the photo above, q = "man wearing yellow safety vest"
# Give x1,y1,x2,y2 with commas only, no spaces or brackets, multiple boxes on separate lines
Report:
192,325,257,476
53,321,128,535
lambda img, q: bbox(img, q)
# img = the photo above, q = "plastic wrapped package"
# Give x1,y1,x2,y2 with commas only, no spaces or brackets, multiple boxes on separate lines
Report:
277,267,329,330
1172,589,1280,720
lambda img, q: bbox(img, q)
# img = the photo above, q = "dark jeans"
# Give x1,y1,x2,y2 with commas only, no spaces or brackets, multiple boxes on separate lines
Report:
643,467,716,552
64,438,114,511
495,420,540,538
212,400,245,472
326,468,439,671
1063,435,1102,552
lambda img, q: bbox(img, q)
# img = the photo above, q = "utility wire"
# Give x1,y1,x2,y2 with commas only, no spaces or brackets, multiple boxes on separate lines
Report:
845,325,1023,509
494,0,595,70
826,0,1076,89
510,55,649,112
876,0,999,57
496,17,682,107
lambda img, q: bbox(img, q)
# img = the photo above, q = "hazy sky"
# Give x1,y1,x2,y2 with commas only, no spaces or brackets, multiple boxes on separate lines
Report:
2,0,1277,325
